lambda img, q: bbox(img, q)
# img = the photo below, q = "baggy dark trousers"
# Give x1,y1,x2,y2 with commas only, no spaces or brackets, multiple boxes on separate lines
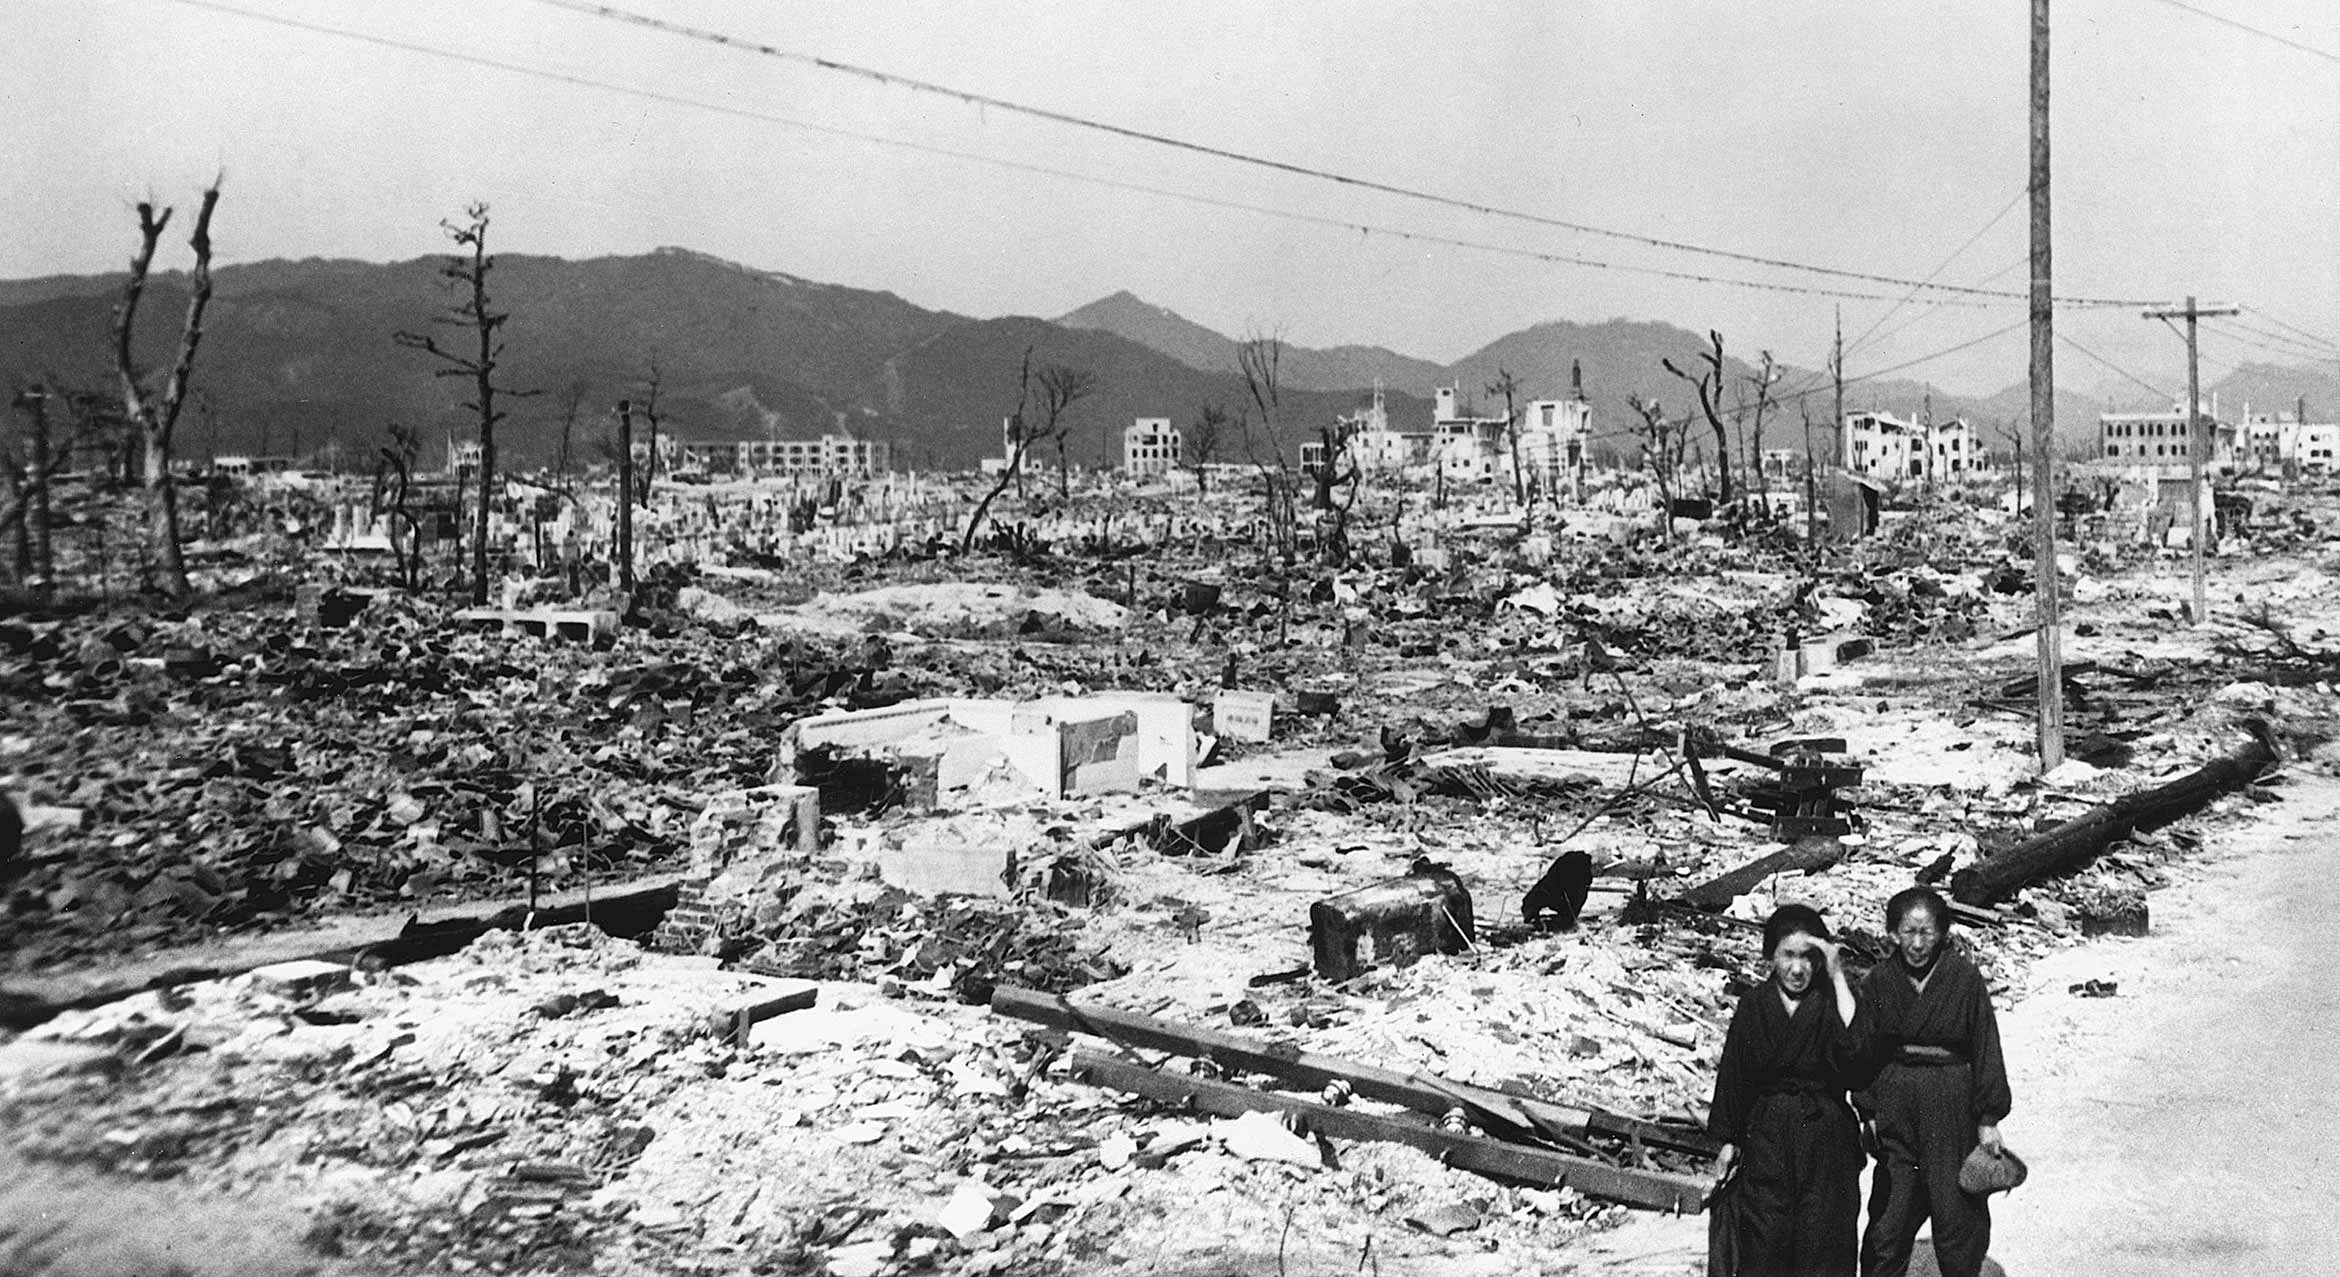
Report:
1860,1061,1989,1277
1734,1087,1863,1276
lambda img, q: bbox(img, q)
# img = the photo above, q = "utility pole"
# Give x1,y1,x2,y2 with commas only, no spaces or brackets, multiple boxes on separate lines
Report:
2029,0,2065,770
2141,296,2238,627
1831,307,1845,468
616,398,636,593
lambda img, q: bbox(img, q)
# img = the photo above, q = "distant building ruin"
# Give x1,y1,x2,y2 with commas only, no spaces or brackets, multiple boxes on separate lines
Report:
1123,417,1181,476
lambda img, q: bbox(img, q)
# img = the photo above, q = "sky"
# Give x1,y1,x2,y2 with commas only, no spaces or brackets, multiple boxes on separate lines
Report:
8,0,2340,407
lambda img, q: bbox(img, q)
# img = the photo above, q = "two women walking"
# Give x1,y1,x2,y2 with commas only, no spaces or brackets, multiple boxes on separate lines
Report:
1707,887,2014,1277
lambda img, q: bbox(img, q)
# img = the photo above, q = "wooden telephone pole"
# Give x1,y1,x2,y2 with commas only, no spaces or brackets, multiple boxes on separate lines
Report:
2029,0,2064,770
1831,308,1845,468
2141,297,2238,626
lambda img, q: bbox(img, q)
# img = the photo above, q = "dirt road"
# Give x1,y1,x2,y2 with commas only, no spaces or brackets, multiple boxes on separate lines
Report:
1989,774,2340,1276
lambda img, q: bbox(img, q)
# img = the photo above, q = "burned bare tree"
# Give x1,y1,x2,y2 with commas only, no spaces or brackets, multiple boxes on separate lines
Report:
1034,363,1097,499
1307,420,1362,566
1662,329,1735,505
960,348,1038,553
395,203,534,605
1486,368,1527,506
1741,350,1778,505
110,182,221,598
2,384,85,596
1630,393,1691,538
371,421,425,589
636,354,663,504
1185,402,1231,496
553,379,587,487
1238,330,1301,561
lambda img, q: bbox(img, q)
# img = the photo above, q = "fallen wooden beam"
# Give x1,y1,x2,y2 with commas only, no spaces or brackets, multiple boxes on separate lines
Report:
1673,836,1845,911
728,982,819,1047
990,985,1714,1157
1951,720,2278,906
1066,1051,1711,1213
0,876,683,1030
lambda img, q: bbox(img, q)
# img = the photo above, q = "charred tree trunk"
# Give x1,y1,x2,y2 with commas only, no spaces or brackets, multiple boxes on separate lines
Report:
111,186,220,599
1950,721,2278,905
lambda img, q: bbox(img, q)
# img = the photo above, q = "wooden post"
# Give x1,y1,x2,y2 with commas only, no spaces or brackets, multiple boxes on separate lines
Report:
616,398,636,592
2029,0,2066,771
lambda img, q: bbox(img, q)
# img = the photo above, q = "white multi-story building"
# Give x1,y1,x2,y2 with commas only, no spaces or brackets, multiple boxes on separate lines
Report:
1123,417,1181,476
1514,396,1592,494
1843,411,1920,480
1924,417,1988,477
2223,406,2340,474
2097,398,2237,473
2298,422,2340,472
1432,384,1512,484
1842,411,1988,481
679,434,890,477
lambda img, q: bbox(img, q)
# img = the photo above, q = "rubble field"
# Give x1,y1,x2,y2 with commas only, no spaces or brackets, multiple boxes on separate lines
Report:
8,480,2340,1277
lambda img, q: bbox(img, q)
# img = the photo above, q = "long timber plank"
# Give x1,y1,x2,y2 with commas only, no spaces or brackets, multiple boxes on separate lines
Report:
1066,1051,1710,1213
990,985,1716,1157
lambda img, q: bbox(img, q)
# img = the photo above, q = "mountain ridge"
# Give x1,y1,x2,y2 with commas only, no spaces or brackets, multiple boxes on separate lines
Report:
6,249,2328,470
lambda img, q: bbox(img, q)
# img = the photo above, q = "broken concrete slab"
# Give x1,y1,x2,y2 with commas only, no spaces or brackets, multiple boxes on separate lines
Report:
782,695,1197,809
860,809,1040,898
249,958,353,999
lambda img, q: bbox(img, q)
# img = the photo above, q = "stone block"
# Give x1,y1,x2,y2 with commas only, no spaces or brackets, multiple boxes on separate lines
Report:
250,958,352,998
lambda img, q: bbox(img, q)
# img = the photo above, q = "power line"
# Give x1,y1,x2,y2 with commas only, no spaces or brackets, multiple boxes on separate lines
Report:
2215,319,2340,365
1843,192,2025,361
524,0,2159,309
1766,194,2023,414
159,0,2015,309
2144,0,2340,66
2197,319,2325,372
2250,309,2340,356
2056,331,2172,401
2224,315,2340,360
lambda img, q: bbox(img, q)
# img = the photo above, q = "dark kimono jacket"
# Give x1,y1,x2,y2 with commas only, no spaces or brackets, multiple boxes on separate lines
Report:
1708,982,1868,1277
1854,946,2011,1277
1854,946,2010,1127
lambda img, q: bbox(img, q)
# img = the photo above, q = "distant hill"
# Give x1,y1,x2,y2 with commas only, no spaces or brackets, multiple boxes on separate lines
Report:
4,250,2323,472
869,314,1422,470
0,248,966,468
1056,291,1447,397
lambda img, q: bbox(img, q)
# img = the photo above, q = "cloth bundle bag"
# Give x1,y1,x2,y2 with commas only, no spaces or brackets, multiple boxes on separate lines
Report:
1957,1144,2028,1196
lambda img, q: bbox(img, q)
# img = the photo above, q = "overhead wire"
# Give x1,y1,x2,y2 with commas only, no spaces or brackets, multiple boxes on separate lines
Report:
2056,332,2173,401
2220,316,2340,361
520,0,2158,308
1841,192,2025,362
158,0,2017,309
2196,317,2315,365
2143,0,2340,67
2249,309,2340,357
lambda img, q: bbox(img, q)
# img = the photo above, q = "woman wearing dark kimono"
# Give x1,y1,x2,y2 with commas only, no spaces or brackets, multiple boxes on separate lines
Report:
1856,886,2010,1277
1709,904,1866,1277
